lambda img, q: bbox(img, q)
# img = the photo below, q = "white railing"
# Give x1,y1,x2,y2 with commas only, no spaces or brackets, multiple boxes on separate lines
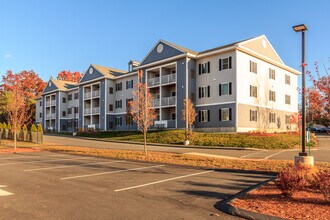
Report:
46,114,51,119
147,77,160,87
50,113,56,118
84,108,91,115
151,99,160,107
161,96,176,106
46,101,50,106
50,100,56,106
84,92,91,99
92,90,100,98
92,107,100,114
161,74,176,84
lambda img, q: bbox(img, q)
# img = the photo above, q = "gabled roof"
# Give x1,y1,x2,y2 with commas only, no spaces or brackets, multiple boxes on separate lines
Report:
51,79,78,90
91,64,127,78
160,39,198,55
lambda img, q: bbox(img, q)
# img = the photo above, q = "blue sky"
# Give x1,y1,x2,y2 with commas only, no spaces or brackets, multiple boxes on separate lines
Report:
0,0,329,82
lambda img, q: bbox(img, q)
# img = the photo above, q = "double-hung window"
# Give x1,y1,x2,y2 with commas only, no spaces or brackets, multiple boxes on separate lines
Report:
219,82,232,96
115,82,122,91
269,113,276,123
250,110,258,122
198,86,210,98
126,80,134,89
115,117,122,126
250,85,258,98
199,110,210,122
285,75,291,85
198,62,210,75
219,108,232,121
219,57,232,71
269,68,276,80
115,100,122,109
285,95,291,105
250,61,257,73
269,90,276,102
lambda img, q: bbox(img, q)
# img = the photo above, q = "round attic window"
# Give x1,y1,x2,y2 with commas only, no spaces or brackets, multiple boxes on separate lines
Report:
261,39,267,48
89,67,93,74
157,44,164,53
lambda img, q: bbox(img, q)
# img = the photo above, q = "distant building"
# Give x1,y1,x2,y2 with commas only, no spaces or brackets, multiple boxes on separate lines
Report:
36,35,299,132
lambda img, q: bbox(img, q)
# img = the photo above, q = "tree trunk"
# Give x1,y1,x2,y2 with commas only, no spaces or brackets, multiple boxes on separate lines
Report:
14,130,17,151
143,131,147,156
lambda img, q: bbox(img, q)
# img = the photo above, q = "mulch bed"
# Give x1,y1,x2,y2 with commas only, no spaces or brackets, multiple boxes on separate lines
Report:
231,182,330,220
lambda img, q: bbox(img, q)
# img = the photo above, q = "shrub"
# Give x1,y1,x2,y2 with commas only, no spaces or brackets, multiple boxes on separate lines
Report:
313,171,330,202
7,123,11,130
22,124,28,131
276,163,315,196
31,124,37,132
0,122,3,129
3,123,7,130
37,124,43,132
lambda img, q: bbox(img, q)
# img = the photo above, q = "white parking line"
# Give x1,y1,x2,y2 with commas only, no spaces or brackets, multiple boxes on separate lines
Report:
0,185,13,196
263,150,285,160
61,164,165,180
0,157,94,166
240,150,268,158
114,170,214,192
0,154,65,160
24,160,125,172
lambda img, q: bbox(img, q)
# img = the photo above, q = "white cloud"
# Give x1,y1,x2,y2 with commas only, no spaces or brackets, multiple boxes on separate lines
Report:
4,54,13,59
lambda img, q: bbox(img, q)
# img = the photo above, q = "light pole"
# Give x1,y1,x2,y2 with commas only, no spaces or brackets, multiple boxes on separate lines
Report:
293,24,308,157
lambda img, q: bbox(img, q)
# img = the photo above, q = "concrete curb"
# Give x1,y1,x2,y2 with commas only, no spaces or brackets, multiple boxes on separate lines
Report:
215,177,286,220
45,134,265,151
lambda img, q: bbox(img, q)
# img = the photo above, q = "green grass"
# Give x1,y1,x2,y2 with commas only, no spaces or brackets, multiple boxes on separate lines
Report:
76,130,316,149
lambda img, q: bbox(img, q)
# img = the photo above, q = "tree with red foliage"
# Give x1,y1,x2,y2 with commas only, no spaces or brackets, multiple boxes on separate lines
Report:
289,112,300,133
57,70,83,82
128,70,157,156
306,62,330,126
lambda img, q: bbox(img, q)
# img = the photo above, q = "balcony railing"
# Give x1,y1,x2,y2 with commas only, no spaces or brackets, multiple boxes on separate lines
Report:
46,101,50,106
84,108,91,115
151,99,160,107
92,90,100,98
92,107,100,114
161,74,176,84
84,92,91,99
51,100,56,106
147,77,160,87
161,96,176,106
154,120,175,128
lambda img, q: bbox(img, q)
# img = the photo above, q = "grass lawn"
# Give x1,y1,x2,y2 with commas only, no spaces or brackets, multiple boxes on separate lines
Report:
75,130,316,150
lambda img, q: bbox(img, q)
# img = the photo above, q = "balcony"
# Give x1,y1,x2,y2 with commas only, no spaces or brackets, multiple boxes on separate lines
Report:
46,101,50,107
51,100,56,106
154,120,175,128
46,113,56,119
161,74,176,84
161,96,176,107
84,92,91,99
151,99,160,107
147,77,160,87
92,90,100,98
92,107,100,114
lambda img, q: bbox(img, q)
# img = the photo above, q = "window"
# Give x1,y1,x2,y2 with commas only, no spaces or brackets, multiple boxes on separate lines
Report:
62,111,66,117
285,74,290,85
171,113,176,120
198,86,210,98
67,108,72,115
62,97,66,103
126,98,133,107
198,62,210,75
115,117,122,126
199,110,210,122
126,116,133,126
269,90,276,102
74,93,79,99
115,100,122,109
250,85,258,98
109,87,114,94
171,91,176,96
68,94,72,101
285,95,291,105
250,110,258,122
285,115,290,124
39,112,42,118
219,57,232,71
219,82,232,96
74,107,78,114
109,104,113,111
126,79,134,89
250,61,257,73
269,68,276,80
115,82,122,91
269,112,276,123
39,101,42,106
219,108,232,121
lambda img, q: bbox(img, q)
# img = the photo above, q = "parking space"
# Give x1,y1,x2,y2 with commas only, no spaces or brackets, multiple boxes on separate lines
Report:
0,152,274,219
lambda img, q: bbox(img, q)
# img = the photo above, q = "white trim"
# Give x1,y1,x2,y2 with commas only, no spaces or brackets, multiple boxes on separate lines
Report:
137,54,186,69
196,46,236,59
196,101,236,107
235,50,238,130
114,71,138,79
104,79,107,130
58,92,60,132
238,102,297,113
106,112,127,115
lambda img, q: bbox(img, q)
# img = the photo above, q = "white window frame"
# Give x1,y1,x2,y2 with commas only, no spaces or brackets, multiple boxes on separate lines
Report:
201,110,208,122
269,112,276,123
221,83,230,96
269,90,276,102
285,74,291,85
221,108,230,121
250,110,257,122
201,86,209,98
222,57,229,70
116,117,122,126
269,68,276,80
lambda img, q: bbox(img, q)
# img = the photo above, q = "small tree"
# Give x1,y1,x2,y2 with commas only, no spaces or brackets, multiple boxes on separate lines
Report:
182,98,197,140
289,112,299,133
129,70,157,156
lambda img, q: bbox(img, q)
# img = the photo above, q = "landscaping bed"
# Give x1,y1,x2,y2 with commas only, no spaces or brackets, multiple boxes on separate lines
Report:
231,182,329,220
75,130,316,149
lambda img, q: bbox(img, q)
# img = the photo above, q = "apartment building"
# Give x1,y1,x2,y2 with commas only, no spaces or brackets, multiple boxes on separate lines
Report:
36,35,300,132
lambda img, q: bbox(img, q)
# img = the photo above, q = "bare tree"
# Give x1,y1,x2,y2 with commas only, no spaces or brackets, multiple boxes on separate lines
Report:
182,98,197,141
129,70,157,156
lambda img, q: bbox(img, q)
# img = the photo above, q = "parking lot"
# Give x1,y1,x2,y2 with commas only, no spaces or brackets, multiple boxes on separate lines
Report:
0,152,274,219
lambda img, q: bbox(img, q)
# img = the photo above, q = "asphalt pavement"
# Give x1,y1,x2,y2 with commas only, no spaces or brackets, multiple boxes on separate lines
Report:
44,135,330,162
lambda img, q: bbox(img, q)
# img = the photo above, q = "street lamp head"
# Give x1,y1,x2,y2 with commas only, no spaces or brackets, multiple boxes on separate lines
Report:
293,24,308,32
